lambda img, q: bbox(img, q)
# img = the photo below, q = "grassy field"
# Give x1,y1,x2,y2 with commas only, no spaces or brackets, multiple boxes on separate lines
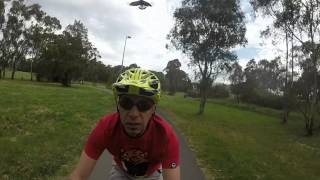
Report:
0,80,114,179
1,80,320,180
159,93,320,180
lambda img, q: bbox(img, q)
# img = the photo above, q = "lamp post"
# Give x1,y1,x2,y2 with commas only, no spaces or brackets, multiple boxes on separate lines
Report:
120,35,131,72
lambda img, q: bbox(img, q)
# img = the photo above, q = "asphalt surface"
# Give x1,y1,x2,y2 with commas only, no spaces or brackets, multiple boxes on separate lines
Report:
88,110,206,180
158,110,206,180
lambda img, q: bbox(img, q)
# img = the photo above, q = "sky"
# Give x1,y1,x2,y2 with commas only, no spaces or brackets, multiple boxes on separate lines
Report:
26,0,285,80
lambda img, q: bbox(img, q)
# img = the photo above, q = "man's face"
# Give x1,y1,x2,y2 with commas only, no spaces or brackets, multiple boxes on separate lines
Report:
118,95,156,137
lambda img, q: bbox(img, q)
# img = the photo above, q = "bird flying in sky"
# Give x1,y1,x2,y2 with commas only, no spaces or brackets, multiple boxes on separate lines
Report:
129,0,152,10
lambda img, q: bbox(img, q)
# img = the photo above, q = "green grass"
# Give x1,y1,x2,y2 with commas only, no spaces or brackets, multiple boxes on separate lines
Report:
0,80,115,179
159,93,320,180
208,97,306,122
2,80,320,180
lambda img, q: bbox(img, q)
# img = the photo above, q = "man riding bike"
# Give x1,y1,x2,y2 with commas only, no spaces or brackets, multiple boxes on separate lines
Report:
70,68,180,180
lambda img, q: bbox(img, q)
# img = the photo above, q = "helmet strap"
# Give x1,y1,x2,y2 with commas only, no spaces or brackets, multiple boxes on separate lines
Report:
153,106,157,117
114,96,119,112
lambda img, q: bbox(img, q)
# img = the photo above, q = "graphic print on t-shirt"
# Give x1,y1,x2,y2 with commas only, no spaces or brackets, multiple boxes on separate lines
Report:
120,148,149,177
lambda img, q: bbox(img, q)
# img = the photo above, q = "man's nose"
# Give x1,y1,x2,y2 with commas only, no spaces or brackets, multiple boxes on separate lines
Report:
128,105,140,117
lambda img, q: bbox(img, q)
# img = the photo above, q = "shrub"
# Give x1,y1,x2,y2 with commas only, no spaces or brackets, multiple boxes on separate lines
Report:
208,84,230,99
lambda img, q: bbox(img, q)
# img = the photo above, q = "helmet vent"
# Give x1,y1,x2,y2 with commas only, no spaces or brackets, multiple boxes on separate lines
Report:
117,77,123,82
150,80,159,89
116,85,129,93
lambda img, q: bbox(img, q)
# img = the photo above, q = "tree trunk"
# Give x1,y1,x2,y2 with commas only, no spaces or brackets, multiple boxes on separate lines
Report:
30,60,33,81
282,31,290,124
291,31,294,84
305,12,316,136
282,109,289,124
198,78,208,115
36,74,41,81
0,67,2,79
169,76,176,95
308,75,316,136
11,67,16,80
305,117,314,136
282,90,292,124
198,92,207,115
11,58,16,80
306,41,318,136
2,67,5,78
62,72,71,87
282,91,290,124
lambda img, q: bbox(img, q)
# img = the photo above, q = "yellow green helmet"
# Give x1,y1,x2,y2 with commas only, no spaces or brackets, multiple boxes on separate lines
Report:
112,68,161,103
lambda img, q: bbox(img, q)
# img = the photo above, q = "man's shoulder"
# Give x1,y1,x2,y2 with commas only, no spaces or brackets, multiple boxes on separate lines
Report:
98,112,120,130
152,114,180,148
153,114,176,135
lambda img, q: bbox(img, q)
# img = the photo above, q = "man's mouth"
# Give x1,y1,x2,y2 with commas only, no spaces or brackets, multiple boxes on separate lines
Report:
126,123,140,128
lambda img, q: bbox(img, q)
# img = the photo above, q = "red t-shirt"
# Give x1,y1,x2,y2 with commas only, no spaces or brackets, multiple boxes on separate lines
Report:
85,112,180,177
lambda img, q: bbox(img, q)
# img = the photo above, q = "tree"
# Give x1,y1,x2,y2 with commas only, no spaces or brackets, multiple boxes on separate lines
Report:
209,83,230,99
26,14,61,81
176,69,192,92
229,62,244,103
240,58,284,108
252,0,320,135
163,59,191,94
108,65,123,84
36,20,100,86
294,57,320,135
82,60,111,83
241,59,259,102
256,58,282,91
164,59,182,95
250,0,300,124
1,0,44,79
0,0,8,79
168,0,247,114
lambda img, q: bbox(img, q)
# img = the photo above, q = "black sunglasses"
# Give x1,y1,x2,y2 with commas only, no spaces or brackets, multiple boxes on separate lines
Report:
118,96,154,112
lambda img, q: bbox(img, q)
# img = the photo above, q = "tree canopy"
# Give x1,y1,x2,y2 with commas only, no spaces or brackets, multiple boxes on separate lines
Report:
169,0,247,114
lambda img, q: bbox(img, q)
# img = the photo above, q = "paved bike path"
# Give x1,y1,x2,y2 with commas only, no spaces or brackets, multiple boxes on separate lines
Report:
89,88,206,179
158,110,206,180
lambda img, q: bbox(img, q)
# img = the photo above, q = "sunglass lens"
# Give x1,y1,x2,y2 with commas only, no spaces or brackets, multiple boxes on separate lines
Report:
119,97,134,110
136,100,153,112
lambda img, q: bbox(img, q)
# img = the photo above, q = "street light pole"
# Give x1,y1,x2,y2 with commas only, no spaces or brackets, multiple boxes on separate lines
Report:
120,35,131,73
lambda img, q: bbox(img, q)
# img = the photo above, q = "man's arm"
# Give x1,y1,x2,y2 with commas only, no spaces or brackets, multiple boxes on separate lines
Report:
69,151,97,180
162,166,180,180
